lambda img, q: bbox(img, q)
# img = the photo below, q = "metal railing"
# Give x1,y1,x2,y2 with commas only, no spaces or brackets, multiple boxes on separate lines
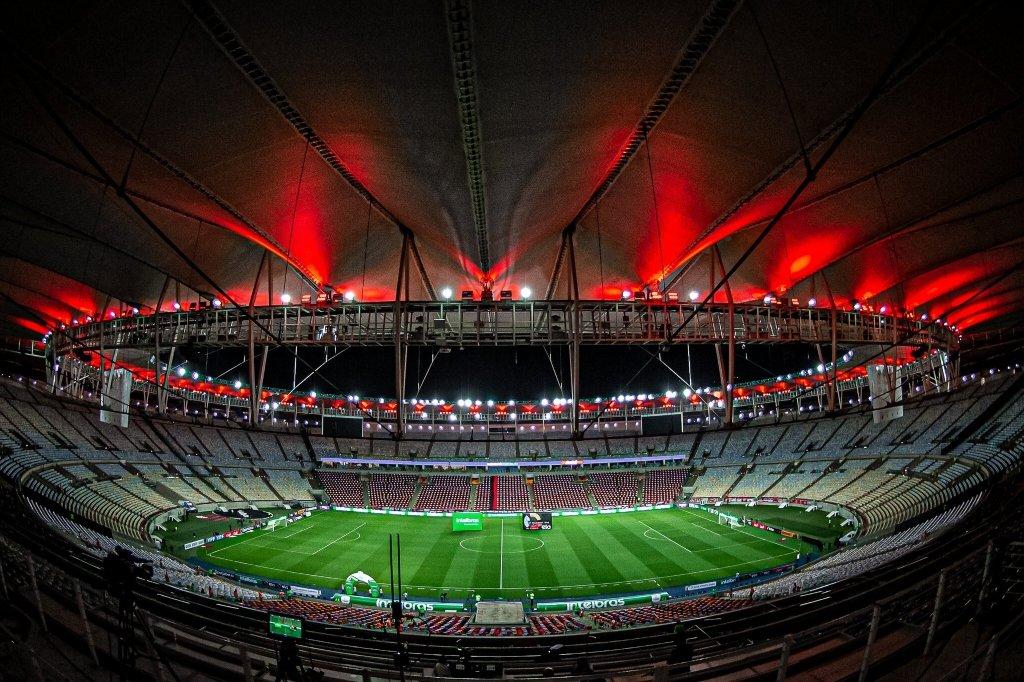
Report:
50,300,954,353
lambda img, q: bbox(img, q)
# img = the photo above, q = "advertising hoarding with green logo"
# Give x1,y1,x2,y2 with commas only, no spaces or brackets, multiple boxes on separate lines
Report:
452,511,484,531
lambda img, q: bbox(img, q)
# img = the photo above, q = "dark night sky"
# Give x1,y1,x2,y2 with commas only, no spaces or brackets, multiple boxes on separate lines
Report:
177,343,823,400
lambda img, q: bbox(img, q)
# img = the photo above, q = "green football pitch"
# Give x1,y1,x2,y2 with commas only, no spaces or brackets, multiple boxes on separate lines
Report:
175,507,838,600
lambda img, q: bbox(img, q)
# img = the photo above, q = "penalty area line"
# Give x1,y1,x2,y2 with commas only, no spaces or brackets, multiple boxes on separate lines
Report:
638,520,692,553
310,522,366,557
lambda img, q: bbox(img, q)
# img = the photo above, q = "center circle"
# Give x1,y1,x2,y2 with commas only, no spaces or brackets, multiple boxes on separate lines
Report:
459,535,546,554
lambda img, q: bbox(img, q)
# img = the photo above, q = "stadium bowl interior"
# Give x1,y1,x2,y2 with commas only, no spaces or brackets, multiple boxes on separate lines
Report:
1,1,1023,679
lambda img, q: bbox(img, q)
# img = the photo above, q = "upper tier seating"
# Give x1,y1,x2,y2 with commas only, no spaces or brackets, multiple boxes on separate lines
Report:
643,469,687,504
414,475,471,511
367,473,416,509
494,475,530,511
319,471,364,507
588,471,639,507
532,474,590,510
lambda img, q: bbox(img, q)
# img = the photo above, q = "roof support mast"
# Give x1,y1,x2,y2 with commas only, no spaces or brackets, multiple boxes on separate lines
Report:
247,251,268,425
394,233,412,438
566,231,582,438
711,247,735,425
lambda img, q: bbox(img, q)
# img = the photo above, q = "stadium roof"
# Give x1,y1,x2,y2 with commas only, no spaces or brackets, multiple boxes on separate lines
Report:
1,0,1022,339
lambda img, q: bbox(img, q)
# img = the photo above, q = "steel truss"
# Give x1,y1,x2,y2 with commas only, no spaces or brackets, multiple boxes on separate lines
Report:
50,301,954,354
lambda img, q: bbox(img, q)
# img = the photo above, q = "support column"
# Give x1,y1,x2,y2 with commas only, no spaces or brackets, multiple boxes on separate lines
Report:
857,604,881,682
977,539,994,616
567,229,581,438
247,253,268,426
74,580,99,666
823,275,838,412
713,247,734,424
27,556,47,633
158,346,175,414
776,634,793,681
924,569,947,656
393,234,410,438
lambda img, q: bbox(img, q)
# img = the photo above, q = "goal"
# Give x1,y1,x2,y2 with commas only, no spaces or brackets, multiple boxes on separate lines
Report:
717,513,743,529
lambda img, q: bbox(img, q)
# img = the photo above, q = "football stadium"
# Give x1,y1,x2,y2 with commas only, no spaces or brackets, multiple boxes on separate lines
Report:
1,1,1023,680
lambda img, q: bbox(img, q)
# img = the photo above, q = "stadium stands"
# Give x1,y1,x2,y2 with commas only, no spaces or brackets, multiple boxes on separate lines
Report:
588,471,639,507
642,468,688,504
414,474,471,511
368,473,417,509
494,475,530,511
319,470,365,507
532,474,590,510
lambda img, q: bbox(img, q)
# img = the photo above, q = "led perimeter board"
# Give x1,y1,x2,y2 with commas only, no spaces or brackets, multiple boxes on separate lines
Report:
523,512,552,531
452,511,484,532
268,613,303,639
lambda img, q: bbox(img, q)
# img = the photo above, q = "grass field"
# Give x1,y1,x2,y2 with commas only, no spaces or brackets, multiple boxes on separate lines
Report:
172,506,838,600
717,504,848,539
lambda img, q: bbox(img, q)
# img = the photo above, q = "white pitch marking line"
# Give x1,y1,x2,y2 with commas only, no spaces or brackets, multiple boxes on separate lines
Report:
206,550,797,590
280,523,316,540
681,508,793,549
208,516,316,557
309,522,366,557
207,527,274,557
638,520,692,553
499,518,505,589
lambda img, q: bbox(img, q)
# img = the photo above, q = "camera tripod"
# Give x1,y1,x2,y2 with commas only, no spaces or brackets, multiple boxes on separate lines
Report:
109,587,182,682
275,638,324,682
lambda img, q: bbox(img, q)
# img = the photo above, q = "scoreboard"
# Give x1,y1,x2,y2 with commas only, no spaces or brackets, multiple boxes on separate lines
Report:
522,512,552,531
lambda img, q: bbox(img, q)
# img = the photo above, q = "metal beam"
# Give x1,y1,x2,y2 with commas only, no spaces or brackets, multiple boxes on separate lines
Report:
248,252,268,424
545,228,572,301
186,0,426,279
660,0,995,293
567,231,582,437
394,235,411,437
546,0,741,298
667,1,946,343
713,247,735,424
445,0,491,273
53,300,955,354
1,51,320,291
407,234,437,301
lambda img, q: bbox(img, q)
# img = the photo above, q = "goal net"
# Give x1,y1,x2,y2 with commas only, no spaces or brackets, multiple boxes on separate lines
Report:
717,513,742,528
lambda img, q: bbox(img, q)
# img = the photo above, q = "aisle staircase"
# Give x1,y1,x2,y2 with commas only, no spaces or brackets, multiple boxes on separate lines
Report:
408,478,424,509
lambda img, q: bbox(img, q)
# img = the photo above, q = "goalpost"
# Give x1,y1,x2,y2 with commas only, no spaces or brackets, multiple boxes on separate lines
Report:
717,513,743,529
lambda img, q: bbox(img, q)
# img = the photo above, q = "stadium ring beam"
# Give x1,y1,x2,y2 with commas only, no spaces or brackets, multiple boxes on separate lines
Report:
44,300,959,433
50,300,955,352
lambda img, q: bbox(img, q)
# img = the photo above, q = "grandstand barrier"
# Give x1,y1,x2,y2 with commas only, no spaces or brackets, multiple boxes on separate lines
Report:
327,503,675,517
536,592,670,612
